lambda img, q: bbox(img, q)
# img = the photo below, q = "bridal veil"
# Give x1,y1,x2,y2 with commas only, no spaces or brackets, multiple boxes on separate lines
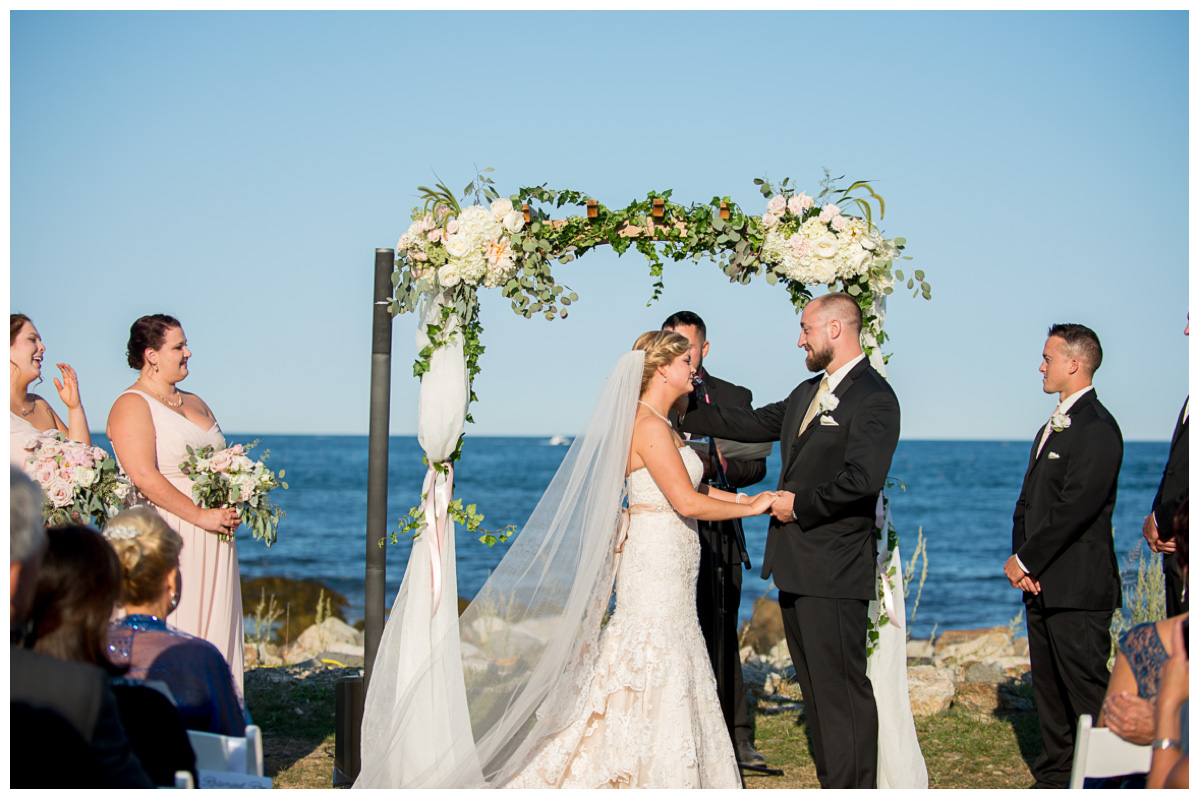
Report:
355,350,645,788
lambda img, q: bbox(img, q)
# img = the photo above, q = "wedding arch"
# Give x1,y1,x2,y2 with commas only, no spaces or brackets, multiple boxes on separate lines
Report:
357,169,931,778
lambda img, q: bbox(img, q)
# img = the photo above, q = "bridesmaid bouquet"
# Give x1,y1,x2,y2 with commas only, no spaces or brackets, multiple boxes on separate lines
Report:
20,432,133,528
179,441,288,547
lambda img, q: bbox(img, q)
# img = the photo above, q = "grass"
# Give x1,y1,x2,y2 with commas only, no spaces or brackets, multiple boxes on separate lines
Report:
246,663,1044,790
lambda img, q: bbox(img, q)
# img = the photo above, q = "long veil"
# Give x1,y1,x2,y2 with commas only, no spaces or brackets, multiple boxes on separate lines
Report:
355,350,645,788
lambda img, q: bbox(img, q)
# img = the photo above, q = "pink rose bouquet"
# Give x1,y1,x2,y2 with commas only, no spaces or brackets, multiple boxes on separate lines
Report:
179,440,287,546
21,432,132,527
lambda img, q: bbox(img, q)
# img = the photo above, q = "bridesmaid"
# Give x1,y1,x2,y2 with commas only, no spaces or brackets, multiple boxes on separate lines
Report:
106,314,245,691
10,313,92,464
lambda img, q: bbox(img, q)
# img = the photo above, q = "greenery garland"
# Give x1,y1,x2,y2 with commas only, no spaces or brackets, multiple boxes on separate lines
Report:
386,169,931,548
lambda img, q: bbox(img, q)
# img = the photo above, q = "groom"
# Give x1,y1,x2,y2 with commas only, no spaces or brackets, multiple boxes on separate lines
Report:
679,292,899,789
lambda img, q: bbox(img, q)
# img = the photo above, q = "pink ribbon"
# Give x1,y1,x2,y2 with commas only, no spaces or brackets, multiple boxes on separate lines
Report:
424,462,454,615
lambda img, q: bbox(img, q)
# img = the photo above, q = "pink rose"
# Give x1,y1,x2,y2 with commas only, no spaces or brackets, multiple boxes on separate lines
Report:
413,252,428,262
92,447,108,462
790,235,812,258
427,228,444,243
788,194,811,215
230,444,244,455
831,215,847,231
796,192,814,210
31,460,57,486
819,204,838,224
420,214,435,231
446,220,460,235
45,477,74,508
210,450,234,473
766,196,786,215
57,464,75,484
762,212,779,228
66,448,93,468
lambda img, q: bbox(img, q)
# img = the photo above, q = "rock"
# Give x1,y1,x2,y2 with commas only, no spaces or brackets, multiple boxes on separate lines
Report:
934,626,1013,665
962,661,1005,684
241,576,351,646
906,638,934,660
907,656,935,667
953,681,1003,719
907,665,955,717
1012,637,1029,657
741,597,785,654
741,663,768,693
296,617,363,655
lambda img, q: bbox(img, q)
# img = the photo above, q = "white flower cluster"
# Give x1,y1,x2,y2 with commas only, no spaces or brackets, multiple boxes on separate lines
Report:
759,195,899,289
397,198,524,291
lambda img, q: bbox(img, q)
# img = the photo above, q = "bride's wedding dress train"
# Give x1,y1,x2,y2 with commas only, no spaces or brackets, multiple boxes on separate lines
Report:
503,446,739,788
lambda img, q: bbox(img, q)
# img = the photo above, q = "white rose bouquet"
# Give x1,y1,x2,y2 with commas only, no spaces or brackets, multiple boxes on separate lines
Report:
396,197,523,293
21,432,132,528
179,441,288,546
758,191,901,288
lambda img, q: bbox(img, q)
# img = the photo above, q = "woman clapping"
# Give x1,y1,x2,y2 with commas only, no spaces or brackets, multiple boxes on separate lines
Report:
10,314,91,464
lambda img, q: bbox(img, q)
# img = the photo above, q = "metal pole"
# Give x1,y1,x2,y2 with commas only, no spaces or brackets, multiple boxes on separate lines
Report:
364,247,394,691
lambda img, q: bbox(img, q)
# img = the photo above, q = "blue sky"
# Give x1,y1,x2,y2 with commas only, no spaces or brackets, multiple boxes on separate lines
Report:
8,10,1190,440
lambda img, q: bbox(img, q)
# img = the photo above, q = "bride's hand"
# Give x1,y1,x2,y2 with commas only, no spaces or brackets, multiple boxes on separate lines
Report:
198,506,241,537
53,363,83,410
748,492,776,516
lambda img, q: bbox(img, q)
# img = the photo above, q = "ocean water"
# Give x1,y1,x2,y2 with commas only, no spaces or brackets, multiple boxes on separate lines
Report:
95,435,1171,638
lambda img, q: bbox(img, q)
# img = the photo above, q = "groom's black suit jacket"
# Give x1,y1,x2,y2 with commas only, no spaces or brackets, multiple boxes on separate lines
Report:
1012,390,1123,611
1152,397,1188,538
680,357,900,601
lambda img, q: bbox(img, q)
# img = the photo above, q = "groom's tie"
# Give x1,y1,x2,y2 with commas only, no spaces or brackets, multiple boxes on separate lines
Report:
798,376,831,437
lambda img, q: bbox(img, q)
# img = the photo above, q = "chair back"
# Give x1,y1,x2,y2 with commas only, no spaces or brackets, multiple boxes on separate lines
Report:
186,725,264,777
1068,714,1153,788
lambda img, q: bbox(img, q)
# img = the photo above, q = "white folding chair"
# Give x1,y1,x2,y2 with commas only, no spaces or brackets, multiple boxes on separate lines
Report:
1068,714,1153,788
186,724,264,777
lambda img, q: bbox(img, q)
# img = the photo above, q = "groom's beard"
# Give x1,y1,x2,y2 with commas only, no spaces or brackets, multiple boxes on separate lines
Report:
805,344,834,372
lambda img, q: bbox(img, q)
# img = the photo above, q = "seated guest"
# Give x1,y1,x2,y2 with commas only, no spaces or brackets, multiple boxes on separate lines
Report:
28,522,194,786
9,467,153,788
1099,501,1190,748
104,506,247,736
1146,615,1188,789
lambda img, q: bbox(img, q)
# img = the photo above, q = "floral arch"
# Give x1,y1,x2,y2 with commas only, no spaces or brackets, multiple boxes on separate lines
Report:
369,168,931,689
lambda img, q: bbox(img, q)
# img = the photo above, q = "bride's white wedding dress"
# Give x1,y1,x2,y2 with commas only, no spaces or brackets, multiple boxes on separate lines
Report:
504,446,740,788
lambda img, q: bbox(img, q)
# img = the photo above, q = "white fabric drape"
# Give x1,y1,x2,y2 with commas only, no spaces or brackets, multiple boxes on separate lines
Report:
355,350,645,788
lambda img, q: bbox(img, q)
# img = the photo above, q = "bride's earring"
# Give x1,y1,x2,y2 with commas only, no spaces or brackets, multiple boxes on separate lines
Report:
168,591,178,612
152,362,159,374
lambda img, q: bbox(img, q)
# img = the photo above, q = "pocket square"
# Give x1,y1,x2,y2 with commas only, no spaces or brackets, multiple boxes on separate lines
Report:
1047,451,1061,459
819,415,839,426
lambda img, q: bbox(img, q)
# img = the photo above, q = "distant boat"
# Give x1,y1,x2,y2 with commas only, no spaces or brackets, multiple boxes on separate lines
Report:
547,435,571,446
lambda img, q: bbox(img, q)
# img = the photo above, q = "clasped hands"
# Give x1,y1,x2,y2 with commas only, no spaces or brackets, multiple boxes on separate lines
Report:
736,490,796,520
1142,512,1177,554
1003,554,1041,594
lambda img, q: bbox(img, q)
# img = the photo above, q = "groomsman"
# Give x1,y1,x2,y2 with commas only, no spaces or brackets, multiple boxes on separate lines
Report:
1143,317,1188,615
1006,323,1123,790
663,311,769,768
680,293,899,789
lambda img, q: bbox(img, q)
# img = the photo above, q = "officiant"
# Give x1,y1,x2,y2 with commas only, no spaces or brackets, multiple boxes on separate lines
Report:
663,311,770,768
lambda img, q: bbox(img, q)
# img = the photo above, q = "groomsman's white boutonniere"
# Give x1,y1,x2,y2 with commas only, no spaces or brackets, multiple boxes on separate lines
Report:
818,391,839,423
1050,412,1071,433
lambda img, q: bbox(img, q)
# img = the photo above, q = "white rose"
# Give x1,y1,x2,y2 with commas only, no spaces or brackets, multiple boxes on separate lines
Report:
812,258,838,285
438,263,463,287
766,196,786,215
502,210,524,233
848,250,873,276
113,481,132,500
490,198,514,220
814,234,839,259
444,235,469,259
74,466,97,487
817,392,839,413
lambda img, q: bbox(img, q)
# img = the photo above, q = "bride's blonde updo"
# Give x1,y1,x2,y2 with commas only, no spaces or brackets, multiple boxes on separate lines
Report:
104,506,183,607
631,330,690,395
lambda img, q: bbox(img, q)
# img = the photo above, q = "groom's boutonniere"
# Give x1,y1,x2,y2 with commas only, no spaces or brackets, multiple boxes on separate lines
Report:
1050,411,1071,432
818,391,839,418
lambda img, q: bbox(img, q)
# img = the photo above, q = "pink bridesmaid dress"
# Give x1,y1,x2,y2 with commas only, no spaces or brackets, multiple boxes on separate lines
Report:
116,390,244,694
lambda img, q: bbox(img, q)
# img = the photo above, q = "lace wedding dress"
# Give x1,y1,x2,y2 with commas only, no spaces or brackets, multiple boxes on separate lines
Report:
504,445,740,788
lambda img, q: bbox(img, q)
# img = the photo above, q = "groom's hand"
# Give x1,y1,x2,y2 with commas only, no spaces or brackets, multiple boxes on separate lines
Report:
768,491,796,523
1004,554,1040,594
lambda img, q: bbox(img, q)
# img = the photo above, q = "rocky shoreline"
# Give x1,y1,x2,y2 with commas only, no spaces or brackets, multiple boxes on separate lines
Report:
246,594,1033,723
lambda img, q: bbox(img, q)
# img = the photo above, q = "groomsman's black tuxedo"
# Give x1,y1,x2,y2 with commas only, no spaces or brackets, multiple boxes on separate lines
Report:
1012,388,1122,789
671,369,767,751
681,355,900,789
1151,397,1188,616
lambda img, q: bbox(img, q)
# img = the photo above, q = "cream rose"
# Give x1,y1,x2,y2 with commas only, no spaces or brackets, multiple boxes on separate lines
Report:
814,234,839,259
438,263,463,287
444,235,469,259
502,210,524,233
74,466,97,487
490,198,514,220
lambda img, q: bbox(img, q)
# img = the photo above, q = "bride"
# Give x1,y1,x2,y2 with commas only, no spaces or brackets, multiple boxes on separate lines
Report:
356,331,775,789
